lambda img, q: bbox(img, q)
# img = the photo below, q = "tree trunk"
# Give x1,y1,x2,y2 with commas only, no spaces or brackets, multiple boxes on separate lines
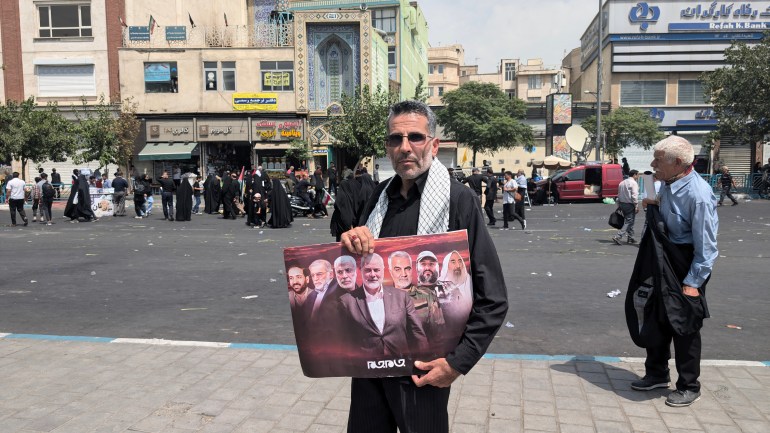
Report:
472,150,477,168
21,158,27,182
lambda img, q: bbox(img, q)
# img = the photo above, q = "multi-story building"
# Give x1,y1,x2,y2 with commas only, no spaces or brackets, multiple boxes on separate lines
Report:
118,0,426,179
426,48,575,174
573,0,770,173
0,0,126,179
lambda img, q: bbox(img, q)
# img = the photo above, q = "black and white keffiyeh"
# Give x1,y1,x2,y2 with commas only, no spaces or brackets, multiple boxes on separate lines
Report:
365,158,451,238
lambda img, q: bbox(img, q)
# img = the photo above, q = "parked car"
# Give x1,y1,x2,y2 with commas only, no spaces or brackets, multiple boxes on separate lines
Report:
534,163,623,203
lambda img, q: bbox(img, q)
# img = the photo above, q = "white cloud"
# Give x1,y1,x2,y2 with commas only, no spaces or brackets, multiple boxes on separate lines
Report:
419,0,598,72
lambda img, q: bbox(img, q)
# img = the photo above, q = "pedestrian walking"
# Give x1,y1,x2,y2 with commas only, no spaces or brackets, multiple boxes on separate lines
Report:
5,172,30,227
482,167,498,226
613,170,640,245
515,169,528,222
32,176,42,222
502,171,525,230
132,175,149,219
111,172,129,216
192,175,203,214
39,173,55,225
158,171,176,221
717,166,738,206
630,136,718,408
50,168,61,198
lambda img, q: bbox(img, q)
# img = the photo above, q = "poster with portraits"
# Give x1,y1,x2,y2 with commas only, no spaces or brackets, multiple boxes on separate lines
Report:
89,187,114,217
283,230,472,378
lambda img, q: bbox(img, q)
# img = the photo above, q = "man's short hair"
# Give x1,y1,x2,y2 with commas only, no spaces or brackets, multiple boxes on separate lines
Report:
629,169,639,177
388,251,412,269
653,135,695,165
472,168,480,174
309,259,332,273
387,100,437,136
334,255,357,270
41,173,48,179
12,172,19,178
504,171,514,177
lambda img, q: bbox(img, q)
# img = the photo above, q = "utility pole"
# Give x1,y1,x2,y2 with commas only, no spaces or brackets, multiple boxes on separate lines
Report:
596,0,603,162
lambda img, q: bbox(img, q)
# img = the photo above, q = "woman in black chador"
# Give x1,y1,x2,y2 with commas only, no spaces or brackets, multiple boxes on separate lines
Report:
63,174,97,222
267,178,292,228
221,172,240,219
175,174,194,221
245,176,266,227
203,174,221,214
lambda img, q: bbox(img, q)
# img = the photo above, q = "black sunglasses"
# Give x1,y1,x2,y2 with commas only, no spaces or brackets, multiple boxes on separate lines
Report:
386,133,433,148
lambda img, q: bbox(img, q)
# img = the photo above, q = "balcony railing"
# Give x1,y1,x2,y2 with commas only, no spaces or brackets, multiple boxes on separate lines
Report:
122,24,294,49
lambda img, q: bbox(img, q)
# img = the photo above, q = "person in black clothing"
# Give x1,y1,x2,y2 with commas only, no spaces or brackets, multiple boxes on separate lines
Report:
158,171,176,221
313,168,328,217
328,163,338,195
482,167,498,226
175,174,194,221
330,175,362,241
132,175,150,218
461,167,484,202
111,172,129,216
50,168,62,198
268,179,292,228
221,172,240,219
339,100,507,432
203,174,220,214
622,157,631,178
192,176,203,214
717,166,738,206
63,174,97,222
294,172,314,215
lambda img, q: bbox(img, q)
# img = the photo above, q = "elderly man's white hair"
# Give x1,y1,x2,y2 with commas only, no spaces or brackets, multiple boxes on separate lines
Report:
334,255,356,269
388,251,412,269
309,259,332,272
360,253,384,269
653,135,694,165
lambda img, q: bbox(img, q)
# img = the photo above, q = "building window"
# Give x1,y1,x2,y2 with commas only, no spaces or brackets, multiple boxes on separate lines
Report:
506,90,516,100
461,70,466,77
438,86,444,96
527,97,540,102
528,75,542,89
38,4,92,38
438,65,444,74
203,62,218,91
204,61,237,92
429,65,434,74
388,46,396,66
37,64,95,96
505,63,516,81
428,87,434,97
144,62,178,93
620,80,666,105
372,9,397,33
678,80,707,105
260,61,293,91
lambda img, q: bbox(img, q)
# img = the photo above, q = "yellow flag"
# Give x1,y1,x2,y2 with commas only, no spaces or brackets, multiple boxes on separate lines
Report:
461,148,469,165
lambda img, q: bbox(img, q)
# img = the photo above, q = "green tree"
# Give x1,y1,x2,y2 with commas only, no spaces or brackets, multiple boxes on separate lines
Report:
701,33,770,146
582,107,664,158
284,139,312,163
413,73,428,103
437,81,533,166
326,84,396,166
0,97,77,180
73,96,140,175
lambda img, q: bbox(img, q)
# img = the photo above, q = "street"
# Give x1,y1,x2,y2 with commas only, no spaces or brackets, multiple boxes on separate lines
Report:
1,200,768,362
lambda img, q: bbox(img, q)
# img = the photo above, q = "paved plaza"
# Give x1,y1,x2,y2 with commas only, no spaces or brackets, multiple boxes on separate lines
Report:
1,199,769,432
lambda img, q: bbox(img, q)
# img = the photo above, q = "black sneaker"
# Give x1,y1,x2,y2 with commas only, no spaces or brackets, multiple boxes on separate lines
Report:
666,389,700,407
23,220,28,226
731,202,738,206
627,238,637,245
631,376,670,391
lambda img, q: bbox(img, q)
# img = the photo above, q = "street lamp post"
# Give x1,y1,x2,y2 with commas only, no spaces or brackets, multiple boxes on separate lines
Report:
584,90,602,161
595,0,603,162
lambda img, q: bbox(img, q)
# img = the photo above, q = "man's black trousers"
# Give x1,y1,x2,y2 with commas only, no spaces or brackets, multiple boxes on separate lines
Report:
161,191,174,219
644,321,702,393
348,377,450,433
484,198,496,224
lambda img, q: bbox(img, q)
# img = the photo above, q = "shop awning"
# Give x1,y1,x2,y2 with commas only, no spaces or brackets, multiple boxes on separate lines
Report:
138,142,198,161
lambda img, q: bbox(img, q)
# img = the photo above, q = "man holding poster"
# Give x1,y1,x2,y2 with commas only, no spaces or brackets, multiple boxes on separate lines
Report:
340,100,508,433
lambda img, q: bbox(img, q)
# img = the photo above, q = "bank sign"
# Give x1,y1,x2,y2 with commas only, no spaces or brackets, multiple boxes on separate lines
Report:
615,1,770,33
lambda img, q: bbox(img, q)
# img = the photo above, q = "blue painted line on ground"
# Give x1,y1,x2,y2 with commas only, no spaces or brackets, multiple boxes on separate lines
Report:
229,343,297,351
764,361,770,367
483,353,623,363
3,334,115,343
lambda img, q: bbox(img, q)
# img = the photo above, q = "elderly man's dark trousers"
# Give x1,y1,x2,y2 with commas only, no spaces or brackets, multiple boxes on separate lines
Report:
644,321,702,393
484,198,496,224
348,377,450,433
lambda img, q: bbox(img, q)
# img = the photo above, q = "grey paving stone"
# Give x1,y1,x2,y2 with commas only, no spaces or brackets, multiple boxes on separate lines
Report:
457,395,491,410
275,413,315,431
555,396,590,411
305,424,346,433
312,408,348,426
701,423,744,433
488,404,521,421
558,424,596,433
557,408,595,426
590,405,626,422
594,419,632,433
522,400,555,416
660,412,701,430
522,413,558,432
733,418,770,433
627,415,668,432
488,418,522,433
453,407,489,425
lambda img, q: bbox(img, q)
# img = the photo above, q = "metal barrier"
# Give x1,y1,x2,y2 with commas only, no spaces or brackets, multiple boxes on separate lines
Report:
703,173,770,198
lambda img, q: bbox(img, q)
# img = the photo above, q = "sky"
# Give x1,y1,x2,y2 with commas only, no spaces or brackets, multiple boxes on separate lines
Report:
418,0,600,72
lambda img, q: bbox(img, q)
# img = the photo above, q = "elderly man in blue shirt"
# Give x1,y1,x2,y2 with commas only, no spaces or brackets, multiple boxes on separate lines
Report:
632,135,719,407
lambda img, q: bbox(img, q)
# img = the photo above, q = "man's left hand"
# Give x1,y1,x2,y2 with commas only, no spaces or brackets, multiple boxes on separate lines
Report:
683,285,699,296
412,358,461,388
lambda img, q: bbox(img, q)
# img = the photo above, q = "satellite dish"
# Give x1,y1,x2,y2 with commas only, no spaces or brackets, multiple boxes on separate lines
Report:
359,3,367,11
565,125,590,153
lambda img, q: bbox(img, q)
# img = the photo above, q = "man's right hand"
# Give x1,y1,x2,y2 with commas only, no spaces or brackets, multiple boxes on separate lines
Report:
341,226,375,256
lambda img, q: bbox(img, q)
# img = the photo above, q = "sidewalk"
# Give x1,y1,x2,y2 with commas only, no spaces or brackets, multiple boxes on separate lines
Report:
0,336,768,433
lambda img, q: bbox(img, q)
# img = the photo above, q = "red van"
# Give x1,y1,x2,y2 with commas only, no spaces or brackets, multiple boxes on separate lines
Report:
536,163,624,202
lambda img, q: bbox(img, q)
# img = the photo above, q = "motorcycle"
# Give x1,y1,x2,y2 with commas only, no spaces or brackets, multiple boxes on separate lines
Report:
289,191,313,217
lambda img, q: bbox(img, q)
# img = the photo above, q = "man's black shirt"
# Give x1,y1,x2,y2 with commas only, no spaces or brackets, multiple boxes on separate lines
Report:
462,173,484,196
158,178,176,192
359,168,508,375
111,177,129,192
